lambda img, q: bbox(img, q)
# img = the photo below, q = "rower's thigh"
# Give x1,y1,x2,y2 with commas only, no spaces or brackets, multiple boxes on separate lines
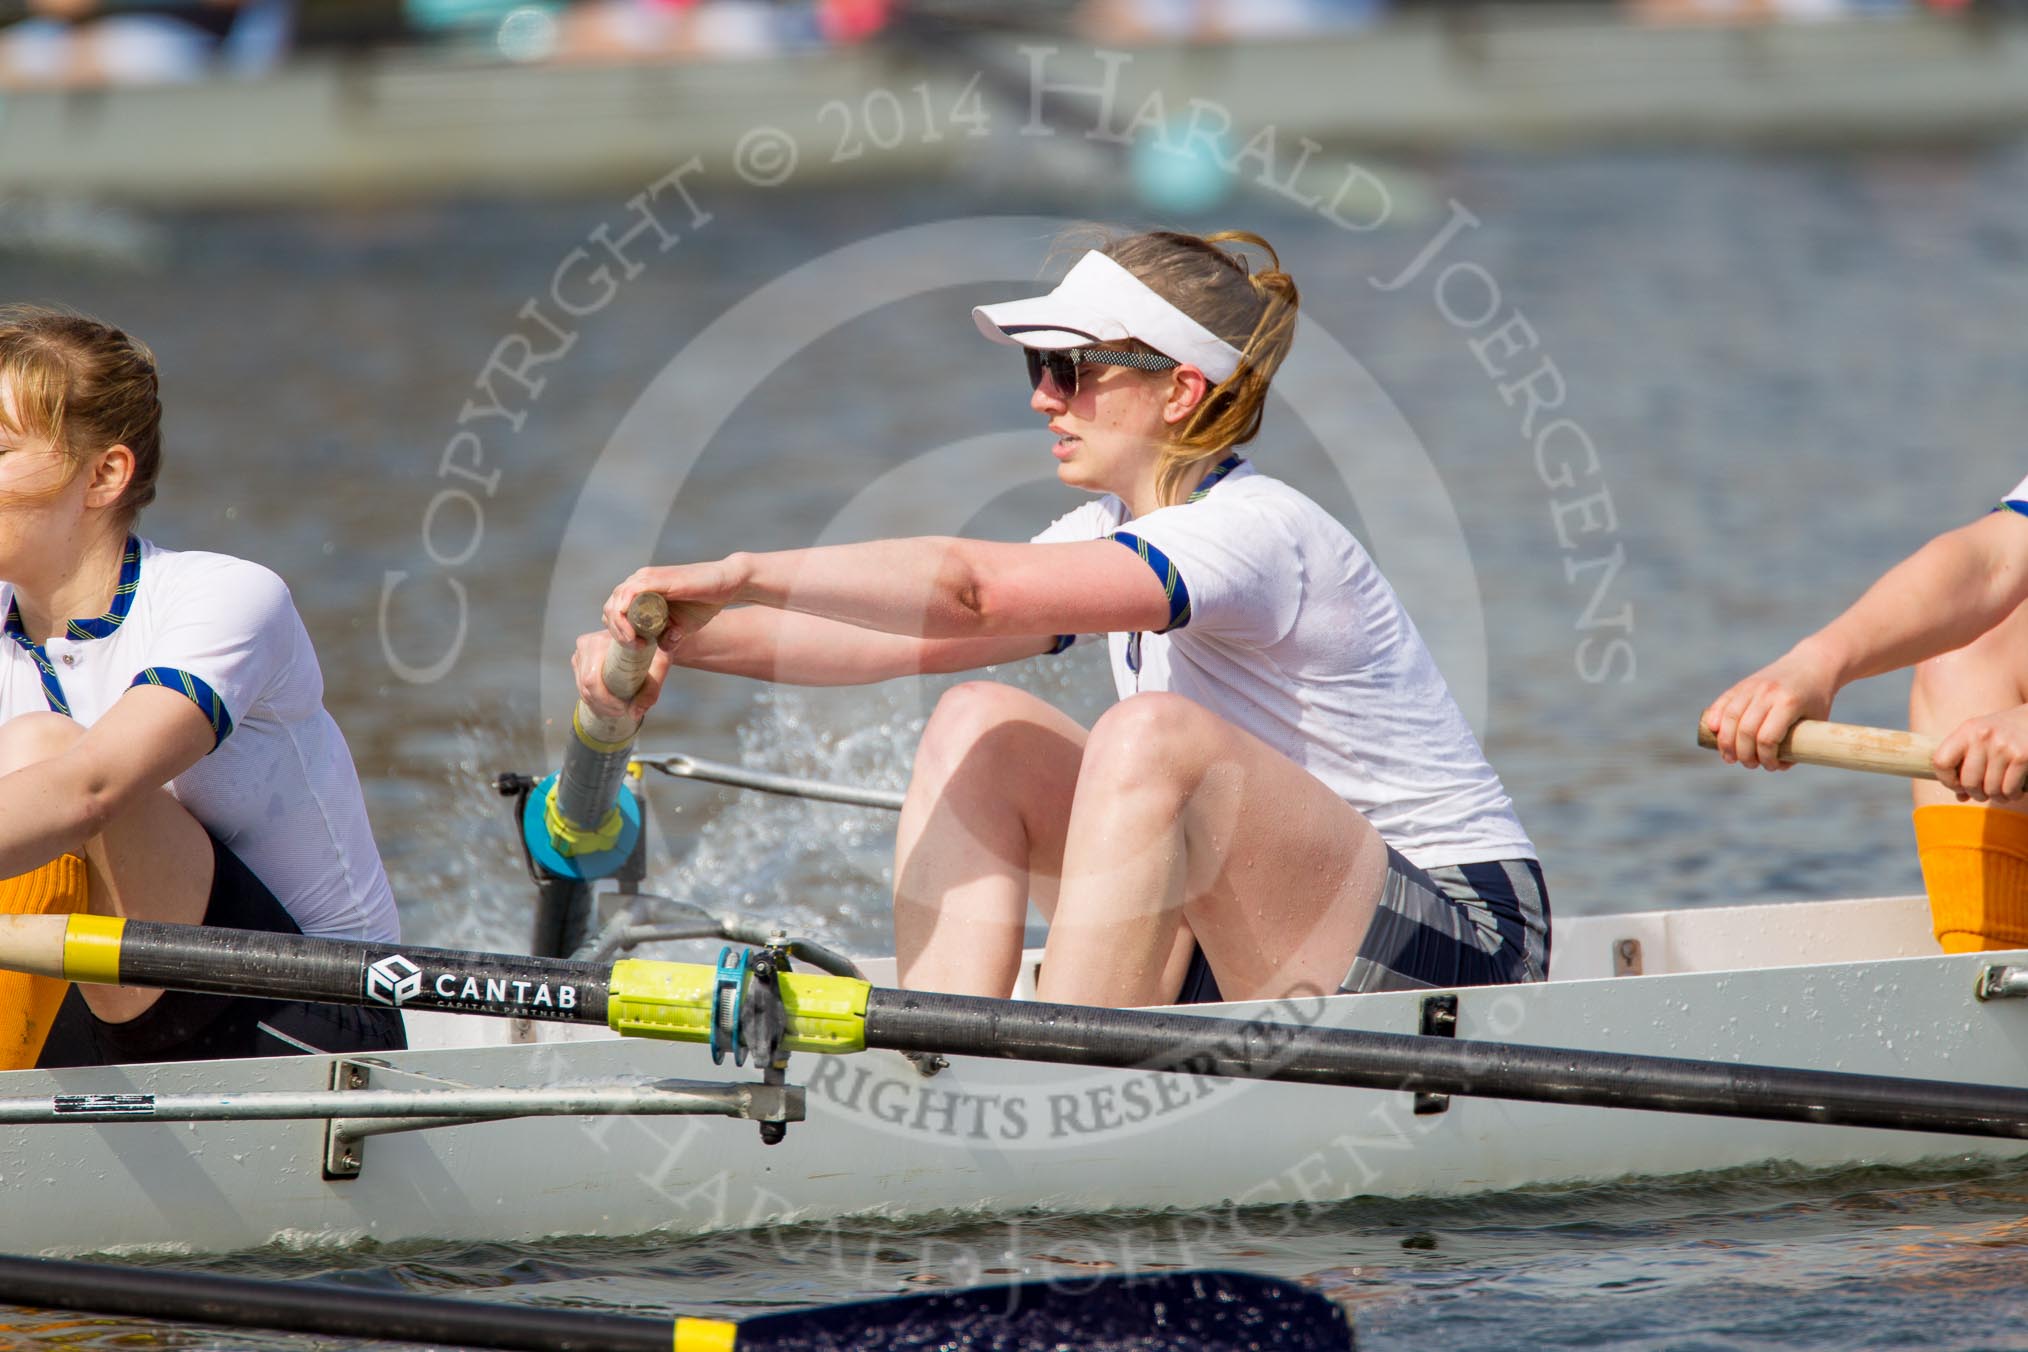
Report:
1911,598,2028,809
908,680,1088,907
1078,693,1390,1002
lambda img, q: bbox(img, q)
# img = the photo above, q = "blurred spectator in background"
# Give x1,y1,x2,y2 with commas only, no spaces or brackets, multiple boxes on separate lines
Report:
401,0,889,63
560,0,791,59
0,0,294,86
1631,0,1915,20
1078,0,1385,43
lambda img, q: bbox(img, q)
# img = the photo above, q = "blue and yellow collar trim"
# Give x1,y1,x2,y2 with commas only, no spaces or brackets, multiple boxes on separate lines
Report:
3,535,142,645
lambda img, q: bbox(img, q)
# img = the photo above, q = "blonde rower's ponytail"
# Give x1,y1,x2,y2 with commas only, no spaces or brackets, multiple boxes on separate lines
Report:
1097,229,1301,507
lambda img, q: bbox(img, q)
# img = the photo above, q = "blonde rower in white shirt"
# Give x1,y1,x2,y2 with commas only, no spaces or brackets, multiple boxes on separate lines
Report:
576,228,1548,1008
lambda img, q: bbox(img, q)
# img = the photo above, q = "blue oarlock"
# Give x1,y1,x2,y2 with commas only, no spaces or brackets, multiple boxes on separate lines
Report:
710,946,749,1066
520,771,643,881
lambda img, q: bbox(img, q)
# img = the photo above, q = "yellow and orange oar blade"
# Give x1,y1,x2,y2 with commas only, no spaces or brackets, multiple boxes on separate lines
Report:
0,854,87,1071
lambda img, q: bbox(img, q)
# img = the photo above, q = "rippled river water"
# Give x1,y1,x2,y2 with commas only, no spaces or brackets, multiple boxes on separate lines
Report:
3,145,2027,1346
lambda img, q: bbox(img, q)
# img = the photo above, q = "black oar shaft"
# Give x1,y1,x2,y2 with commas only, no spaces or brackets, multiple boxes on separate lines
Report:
114,921,614,1025
35,920,2028,1141
864,989,2028,1140
0,1255,673,1352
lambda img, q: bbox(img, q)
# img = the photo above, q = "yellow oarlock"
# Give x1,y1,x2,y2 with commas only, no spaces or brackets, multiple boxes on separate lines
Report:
776,969,872,1054
607,961,870,1055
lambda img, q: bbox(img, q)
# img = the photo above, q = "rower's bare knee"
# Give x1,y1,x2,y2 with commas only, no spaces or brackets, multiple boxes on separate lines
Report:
913,682,1086,811
904,681,1066,867
0,712,83,774
1911,603,2028,733
1910,640,2000,711
1909,606,2028,810
916,682,1038,770
1080,693,1211,805
1911,653,1962,729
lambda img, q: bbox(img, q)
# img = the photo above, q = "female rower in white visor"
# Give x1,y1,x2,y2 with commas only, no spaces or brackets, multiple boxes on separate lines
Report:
577,228,1548,1007
0,307,402,1070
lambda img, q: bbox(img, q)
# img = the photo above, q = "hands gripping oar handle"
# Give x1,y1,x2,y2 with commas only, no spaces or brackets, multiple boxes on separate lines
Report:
529,593,669,880
1697,718,1939,781
576,592,670,750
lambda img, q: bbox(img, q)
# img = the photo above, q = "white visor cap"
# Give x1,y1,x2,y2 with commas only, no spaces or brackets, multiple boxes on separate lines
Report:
972,250,1246,385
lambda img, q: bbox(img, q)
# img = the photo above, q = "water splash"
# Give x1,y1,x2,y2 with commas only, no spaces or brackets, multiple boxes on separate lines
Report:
636,651,1111,962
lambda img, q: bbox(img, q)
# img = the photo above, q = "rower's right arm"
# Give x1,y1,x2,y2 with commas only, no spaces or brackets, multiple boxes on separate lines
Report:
1703,511,2028,769
572,612,1055,718
665,607,1057,683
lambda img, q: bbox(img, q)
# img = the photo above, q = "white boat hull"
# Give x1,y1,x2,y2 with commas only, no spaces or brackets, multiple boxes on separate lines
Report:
3,894,2024,1258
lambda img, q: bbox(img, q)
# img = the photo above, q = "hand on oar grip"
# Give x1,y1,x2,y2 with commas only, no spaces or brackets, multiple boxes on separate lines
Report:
571,593,667,765
1696,718,1939,780
599,593,668,704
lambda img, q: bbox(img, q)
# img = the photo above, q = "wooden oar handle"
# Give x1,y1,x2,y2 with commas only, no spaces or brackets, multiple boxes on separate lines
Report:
599,593,669,703
1697,718,1939,781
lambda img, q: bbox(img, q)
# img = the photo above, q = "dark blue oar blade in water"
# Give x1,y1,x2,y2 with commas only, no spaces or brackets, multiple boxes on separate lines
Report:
735,1269,1355,1350
0,1255,1352,1351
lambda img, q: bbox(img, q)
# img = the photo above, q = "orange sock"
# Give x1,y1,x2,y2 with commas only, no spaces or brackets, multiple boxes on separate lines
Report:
0,854,87,1072
1914,805,2028,954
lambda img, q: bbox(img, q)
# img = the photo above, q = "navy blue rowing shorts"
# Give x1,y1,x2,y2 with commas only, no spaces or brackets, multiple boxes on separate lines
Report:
1172,848,1551,1004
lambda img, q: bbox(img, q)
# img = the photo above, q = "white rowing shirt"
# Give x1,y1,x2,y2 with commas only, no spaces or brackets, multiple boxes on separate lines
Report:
1032,459,1536,870
0,538,398,942
2003,476,2028,516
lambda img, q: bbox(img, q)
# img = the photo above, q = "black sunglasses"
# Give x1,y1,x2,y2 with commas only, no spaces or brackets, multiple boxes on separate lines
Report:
1025,346,1179,399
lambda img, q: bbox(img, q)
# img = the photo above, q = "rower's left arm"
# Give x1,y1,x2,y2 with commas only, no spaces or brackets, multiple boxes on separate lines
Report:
614,538,1175,643
0,688,216,878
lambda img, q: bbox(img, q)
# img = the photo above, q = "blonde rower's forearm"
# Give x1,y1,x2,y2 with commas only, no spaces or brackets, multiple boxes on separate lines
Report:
672,607,1046,686
730,539,997,639
670,607,923,685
